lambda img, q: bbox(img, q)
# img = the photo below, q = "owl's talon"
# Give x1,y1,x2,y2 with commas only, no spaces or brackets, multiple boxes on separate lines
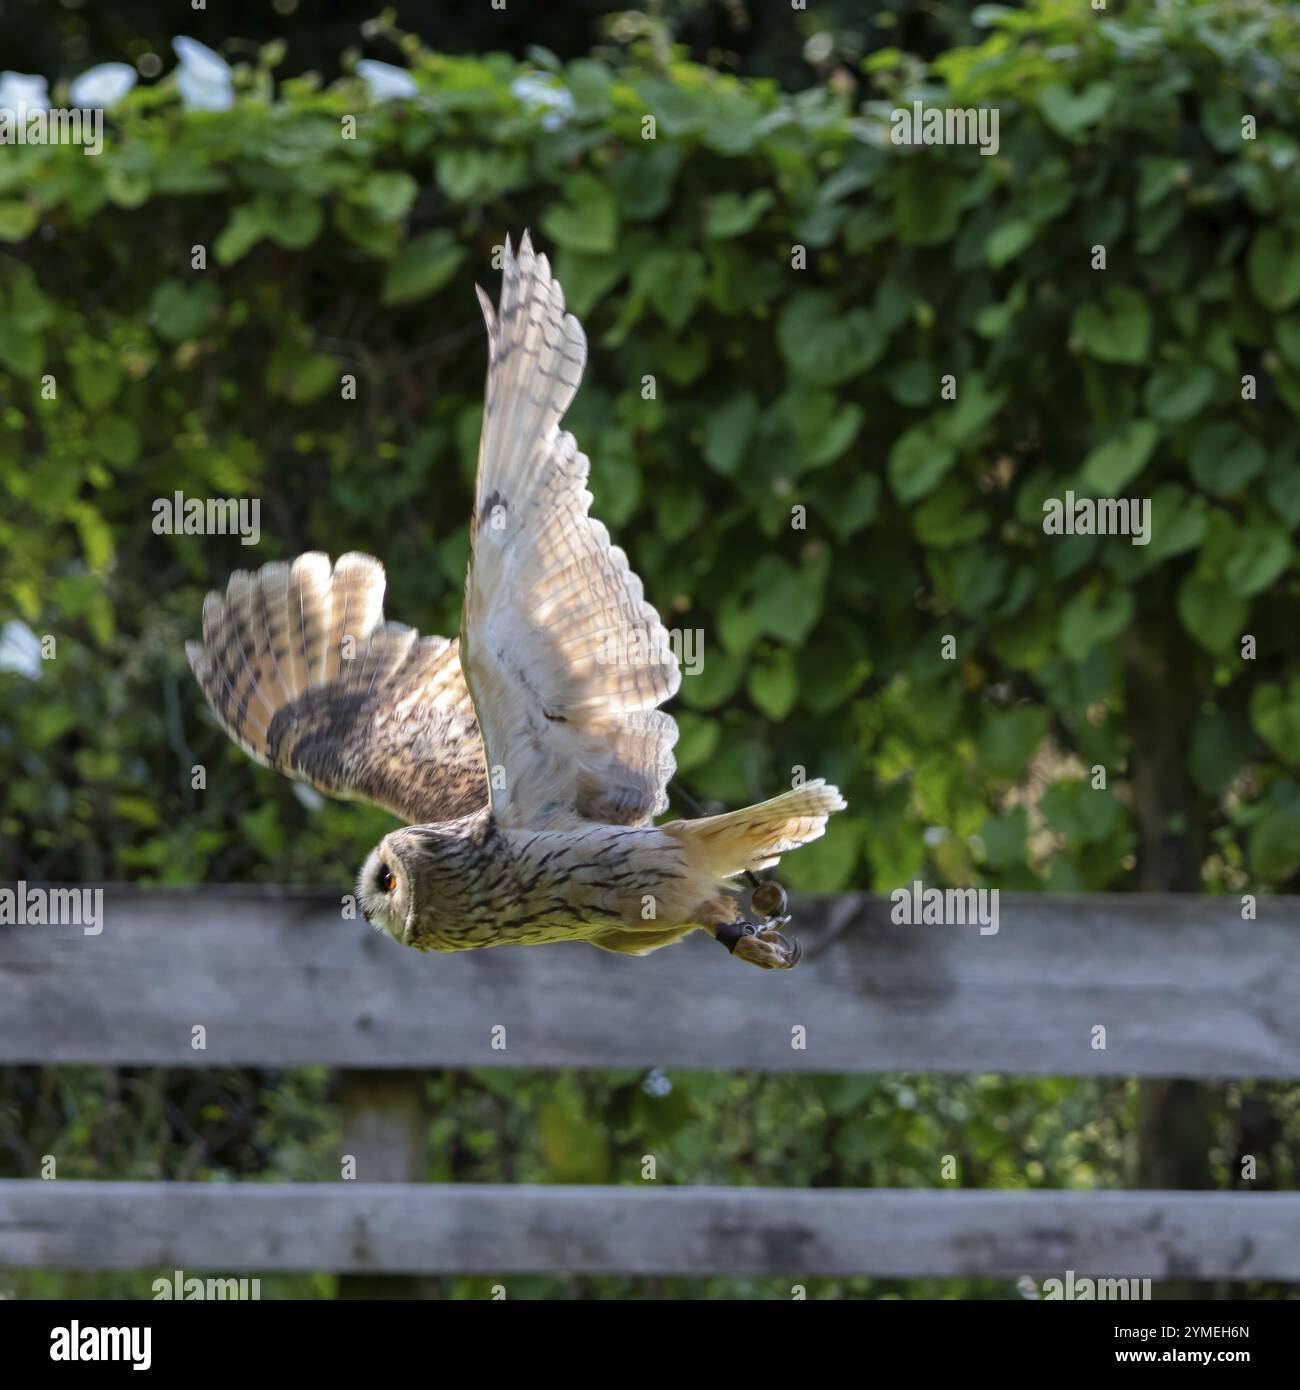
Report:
715,918,801,970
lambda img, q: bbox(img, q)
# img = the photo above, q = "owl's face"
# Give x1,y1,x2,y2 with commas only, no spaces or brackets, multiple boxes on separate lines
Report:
357,824,470,949
357,839,414,946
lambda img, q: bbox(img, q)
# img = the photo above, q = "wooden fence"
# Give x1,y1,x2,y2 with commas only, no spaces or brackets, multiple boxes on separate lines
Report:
1,886,1298,1282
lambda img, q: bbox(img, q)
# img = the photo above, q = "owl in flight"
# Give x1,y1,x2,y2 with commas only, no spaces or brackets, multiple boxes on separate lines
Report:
188,233,845,970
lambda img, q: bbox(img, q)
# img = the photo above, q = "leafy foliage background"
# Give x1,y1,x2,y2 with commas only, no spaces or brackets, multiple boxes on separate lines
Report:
2,0,1299,1297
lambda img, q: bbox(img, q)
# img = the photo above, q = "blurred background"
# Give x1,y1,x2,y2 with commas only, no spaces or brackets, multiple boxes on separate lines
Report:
2,0,1299,1298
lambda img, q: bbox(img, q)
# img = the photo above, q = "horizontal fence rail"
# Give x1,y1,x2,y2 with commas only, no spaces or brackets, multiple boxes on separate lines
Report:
2,1182,1297,1279
1,886,1299,1076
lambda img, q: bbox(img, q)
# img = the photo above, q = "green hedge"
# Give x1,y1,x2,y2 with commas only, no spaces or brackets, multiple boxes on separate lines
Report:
3,0,1300,901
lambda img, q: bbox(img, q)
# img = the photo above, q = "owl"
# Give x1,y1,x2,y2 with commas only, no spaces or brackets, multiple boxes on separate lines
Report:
188,233,845,969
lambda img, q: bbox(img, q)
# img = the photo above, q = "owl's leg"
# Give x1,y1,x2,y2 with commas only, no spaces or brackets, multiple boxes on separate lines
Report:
696,897,801,971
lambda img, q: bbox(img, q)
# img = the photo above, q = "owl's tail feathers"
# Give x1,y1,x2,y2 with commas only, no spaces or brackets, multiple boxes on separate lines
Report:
666,780,847,879
185,550,412,767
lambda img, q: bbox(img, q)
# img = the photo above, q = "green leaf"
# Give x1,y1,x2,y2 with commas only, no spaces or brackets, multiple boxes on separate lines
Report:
702,92,767,154
1276,316,1300,371
653,481,704,541
1039,82,1113,137
978,807,1029,871
823,473,879,540
914,482,989,547
888,423,956,503
1266,449,1300,525
610,143,680,221
1146,485,1208,560
0,201,38,242
538,1091,609,1183
72,360,123,411
435,147,527,203
1040,778,1119,843
586,426,640,526
633,249,706,332
704,190,774,239
782,388,862,469
106,167,150,209
351,171,419,223
894,165,967,246
149,280,219,343
1143,363,1217,423
703,391,759,477
800,634,869,713
1071,287,1151,364
1225,525,1291,596
936,371,1007,448
672,711,720,773
1250,679,1300,763
1059,584,1133,661
777,291,884,385
1081,419,1159,494
1188,710,1254,795
214,204,267,266
8,267,51,331
73,501,115,570
751,555,824,646
541,174,618,254
261,197,323,250
381,230,466,305
1248,227,1300,312
677,648,744,710
1137,156,1188,210
0,320,42,377
1188,423,1266,496
565,58,612,117
986,218,1035,268
746,648,798,720
978,707,1050,780
1177,574,1247,652
552,250,625,317
266,344,337,404
92,414,140,465
1249,806,1300,881
333,202,402,258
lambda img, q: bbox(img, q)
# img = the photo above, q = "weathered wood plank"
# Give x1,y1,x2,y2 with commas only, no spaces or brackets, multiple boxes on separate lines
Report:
0,1181,1295,1279
337,1071,431,1299
1,886,1297,1076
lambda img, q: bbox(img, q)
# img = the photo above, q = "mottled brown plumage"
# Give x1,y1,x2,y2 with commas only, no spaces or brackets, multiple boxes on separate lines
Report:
189,232,845,970
187,553,485,824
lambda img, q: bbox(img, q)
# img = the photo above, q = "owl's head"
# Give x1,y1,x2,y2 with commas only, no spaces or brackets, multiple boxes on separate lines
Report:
357,823,472,949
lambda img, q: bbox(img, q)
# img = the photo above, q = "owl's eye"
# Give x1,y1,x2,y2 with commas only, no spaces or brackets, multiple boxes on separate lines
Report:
377,864,395,894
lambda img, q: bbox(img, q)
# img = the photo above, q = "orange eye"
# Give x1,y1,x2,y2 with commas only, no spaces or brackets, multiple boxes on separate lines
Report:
378,864,395,894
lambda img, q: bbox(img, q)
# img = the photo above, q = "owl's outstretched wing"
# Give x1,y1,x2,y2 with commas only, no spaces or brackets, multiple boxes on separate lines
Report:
461,232,680,830
187,551,488,824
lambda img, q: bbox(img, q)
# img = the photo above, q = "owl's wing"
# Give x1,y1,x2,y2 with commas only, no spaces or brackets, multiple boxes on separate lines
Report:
461,232,680,829
187,552,488,825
